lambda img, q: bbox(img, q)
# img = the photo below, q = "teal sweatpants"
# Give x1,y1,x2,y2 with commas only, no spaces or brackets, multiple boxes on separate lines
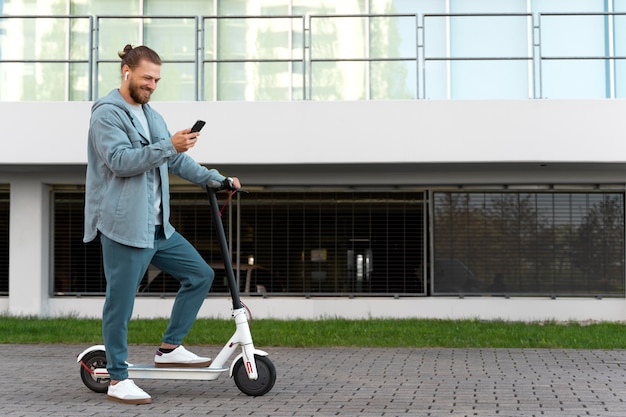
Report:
100,227,214,381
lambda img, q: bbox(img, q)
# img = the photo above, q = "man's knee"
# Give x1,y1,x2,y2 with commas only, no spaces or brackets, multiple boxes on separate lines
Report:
199,264,214,291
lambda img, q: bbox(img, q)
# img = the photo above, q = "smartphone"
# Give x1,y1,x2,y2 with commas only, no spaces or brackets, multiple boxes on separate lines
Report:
190,120,206,133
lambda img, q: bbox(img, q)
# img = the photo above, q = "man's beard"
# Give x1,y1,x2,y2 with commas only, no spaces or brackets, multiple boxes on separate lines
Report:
129,81,153,104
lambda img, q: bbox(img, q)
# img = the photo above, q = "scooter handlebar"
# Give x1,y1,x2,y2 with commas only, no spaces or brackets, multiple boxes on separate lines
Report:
206,179,247,193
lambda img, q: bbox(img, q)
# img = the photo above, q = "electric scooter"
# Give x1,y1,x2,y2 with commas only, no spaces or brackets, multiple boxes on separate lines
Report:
77,181,277,397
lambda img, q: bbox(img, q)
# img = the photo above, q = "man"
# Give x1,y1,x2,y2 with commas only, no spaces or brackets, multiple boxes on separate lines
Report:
84,44,241,404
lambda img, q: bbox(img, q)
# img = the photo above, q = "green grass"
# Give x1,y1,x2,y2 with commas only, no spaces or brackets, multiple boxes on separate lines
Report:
1,317,625,349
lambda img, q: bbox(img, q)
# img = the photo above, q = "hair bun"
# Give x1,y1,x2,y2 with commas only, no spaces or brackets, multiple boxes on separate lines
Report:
118,44,134,59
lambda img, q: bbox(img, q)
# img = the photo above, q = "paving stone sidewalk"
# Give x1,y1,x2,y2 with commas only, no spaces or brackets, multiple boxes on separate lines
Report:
0,344,624,416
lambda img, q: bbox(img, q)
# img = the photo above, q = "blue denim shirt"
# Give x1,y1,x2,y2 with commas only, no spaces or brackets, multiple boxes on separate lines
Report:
84,89,225,248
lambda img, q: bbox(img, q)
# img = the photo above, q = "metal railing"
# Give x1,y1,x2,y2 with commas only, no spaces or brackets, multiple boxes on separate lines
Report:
0,12,624,101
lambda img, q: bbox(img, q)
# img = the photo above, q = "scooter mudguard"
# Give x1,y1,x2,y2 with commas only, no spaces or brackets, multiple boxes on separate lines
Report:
76,345,106,362
229,349,269,378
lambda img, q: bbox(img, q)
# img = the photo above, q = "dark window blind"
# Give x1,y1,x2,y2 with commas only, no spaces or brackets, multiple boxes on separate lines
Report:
53,189,426,296
433,192,625,296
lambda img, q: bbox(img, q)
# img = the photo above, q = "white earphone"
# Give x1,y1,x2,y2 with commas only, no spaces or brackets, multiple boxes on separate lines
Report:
124,72,129,80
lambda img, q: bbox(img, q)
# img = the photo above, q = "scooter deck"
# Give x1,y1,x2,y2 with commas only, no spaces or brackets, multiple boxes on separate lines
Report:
124,364,229,381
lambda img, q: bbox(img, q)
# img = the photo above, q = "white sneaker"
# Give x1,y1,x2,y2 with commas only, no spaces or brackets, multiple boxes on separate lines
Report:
154,345,212,368
107,379,152,404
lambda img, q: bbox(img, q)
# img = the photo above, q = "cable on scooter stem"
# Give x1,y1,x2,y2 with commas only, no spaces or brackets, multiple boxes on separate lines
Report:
219,191,237,217
206,181,244,310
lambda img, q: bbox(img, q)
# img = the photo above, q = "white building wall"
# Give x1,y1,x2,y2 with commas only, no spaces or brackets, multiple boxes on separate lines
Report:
1,99,626,321
2,99,626,166
7,177,49,316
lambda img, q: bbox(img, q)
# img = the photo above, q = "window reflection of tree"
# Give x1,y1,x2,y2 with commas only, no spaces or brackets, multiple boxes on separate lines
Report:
434,192,625,296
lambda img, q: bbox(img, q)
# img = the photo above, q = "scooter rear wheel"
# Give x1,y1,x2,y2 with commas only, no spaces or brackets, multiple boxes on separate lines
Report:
233,354,276,396
79,350,110,393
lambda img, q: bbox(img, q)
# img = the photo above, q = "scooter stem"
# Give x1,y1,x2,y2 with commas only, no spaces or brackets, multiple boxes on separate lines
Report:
206,184,243,310
206,184,259,380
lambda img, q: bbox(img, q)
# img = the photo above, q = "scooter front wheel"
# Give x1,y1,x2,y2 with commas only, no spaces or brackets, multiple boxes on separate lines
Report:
79,350,110,393
233,354,276,396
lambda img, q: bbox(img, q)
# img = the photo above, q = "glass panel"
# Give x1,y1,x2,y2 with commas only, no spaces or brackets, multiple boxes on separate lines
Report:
433,191,625,296
424,15,530,58
0,188,8,295
432,193,472,293
451,0,526,13
292,0,366,15
202,16,305,100
143,18,197,61
425,60,530,99
310,16,367,60
232,191,425,295
211,16,302,60
218,0,250,15
95,17,198,100
0,62,90,100
53,189,425,296
97,62,197,101
215,62,297,101
156,62,196,101
2,0,66,14
423,14,531,99
310,61,366,100
450,15,530,58
370,60,417,99
616,14,626,56
541,59,609,98
71,0,139,15
370,0,444,14
0,17,62,60
96,62,122,99
97,17,142,61
369,15,418,60
532,0,605,14
203,61,216,100
68,62,91,100
614,14,626,98
53,192,105,294
540,14,610,57
145,0,213,15
616,60,626,98
0,16,91,100
452,60,530,99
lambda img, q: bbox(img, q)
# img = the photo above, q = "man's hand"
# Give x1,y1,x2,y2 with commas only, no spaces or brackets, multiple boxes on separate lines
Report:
231,177,242,189
171,128,200,153
223,177,242,190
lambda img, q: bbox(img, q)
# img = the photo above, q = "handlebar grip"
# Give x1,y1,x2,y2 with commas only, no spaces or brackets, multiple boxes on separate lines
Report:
207,180,223,189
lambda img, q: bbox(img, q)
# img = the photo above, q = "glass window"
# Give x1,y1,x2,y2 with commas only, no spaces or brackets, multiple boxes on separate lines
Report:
531,0,606,14
53,189,426,296
370,0,444,14
71,0,138,15
145,0,214,15
309,15,418,100
0,187,8,295
95,16,199,100
539,13,614,98
2,0,67,14
53,192,104,294
1,1,624,101
203,16,305,100
0,16,91,100
433,191,625,296
423,14,532,99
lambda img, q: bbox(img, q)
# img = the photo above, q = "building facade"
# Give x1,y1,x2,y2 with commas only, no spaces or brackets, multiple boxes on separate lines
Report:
1,0,626,321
